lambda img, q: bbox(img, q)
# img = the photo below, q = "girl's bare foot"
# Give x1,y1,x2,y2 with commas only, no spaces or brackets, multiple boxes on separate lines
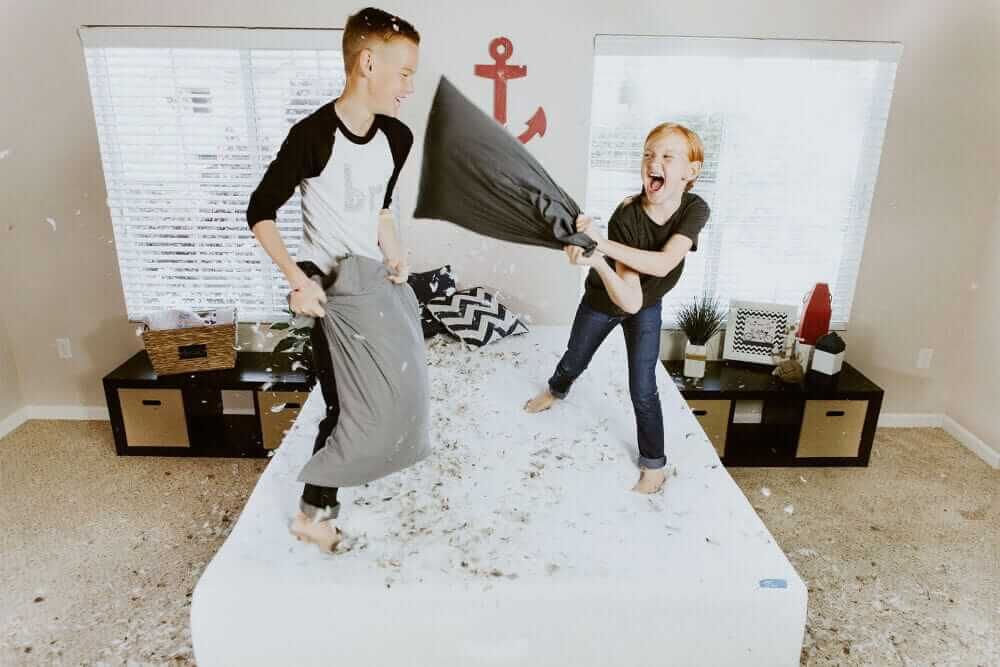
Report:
524,389,558,413
632,467,667,494
289,511,342,553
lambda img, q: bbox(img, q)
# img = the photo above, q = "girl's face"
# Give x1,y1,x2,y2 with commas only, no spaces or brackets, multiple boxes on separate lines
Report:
641,132,700,204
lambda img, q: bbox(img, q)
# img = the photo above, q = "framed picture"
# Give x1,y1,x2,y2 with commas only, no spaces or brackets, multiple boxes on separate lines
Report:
723,300,798,365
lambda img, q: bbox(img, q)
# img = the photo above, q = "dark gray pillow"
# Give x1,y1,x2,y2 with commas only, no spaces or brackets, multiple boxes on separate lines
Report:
407,266,458,339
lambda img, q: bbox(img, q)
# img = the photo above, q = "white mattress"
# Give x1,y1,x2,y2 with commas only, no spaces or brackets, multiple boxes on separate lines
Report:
191,325,806,666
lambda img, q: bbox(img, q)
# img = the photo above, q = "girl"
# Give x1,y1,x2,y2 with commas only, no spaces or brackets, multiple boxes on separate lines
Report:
524,123,710,494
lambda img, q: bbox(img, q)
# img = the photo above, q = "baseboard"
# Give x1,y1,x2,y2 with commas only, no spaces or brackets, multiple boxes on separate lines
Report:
877,412,944,428
878,412,998,469
941,416,1000,469
0,405,110,441
0,407,29,441
25,405,110,421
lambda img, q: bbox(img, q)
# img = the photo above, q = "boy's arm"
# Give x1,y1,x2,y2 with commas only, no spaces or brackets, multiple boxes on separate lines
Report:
251,221,326,317
378,119,414,285
252,221,312,289
246,124,326,315
247,123,307,234
378,208,409,284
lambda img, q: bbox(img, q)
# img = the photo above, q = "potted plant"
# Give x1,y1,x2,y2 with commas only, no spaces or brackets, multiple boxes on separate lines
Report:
676,295,726,379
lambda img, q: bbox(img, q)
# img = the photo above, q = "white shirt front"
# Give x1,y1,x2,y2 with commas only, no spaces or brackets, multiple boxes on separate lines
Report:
247,101,413,277
298,128,395,275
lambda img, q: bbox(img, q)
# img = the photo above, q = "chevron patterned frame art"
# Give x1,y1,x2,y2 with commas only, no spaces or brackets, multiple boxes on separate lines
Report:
722,300,798,365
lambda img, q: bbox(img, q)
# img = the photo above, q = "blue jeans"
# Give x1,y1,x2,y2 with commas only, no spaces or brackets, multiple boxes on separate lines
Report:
548,298,666,469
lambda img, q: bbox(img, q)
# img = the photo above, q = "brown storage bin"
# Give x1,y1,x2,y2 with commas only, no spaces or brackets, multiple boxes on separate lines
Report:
141,309,236,376
258,391,310,450
118,388,189,447
796,399,868,458
687,399,731,457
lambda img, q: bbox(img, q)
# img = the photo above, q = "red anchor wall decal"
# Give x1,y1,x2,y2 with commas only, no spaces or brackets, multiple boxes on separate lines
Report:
474,37,547,144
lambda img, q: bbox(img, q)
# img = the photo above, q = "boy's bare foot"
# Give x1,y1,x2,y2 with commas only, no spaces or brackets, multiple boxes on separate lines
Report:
289,511,342,554
632,467,667,494
524,389,558,413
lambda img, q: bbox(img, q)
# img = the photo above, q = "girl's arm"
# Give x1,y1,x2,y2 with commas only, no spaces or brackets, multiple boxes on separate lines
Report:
567,247,643,314
580,215,693,278
601,235,692,278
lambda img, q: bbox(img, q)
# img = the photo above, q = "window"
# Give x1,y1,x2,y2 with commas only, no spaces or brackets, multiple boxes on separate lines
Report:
81,27,345,322
587,36,901,329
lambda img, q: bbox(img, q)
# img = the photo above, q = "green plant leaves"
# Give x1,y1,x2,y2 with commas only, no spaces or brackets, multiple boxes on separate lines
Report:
676,295,726,346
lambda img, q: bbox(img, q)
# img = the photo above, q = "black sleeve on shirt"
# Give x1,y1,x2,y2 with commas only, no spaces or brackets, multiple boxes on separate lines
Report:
380,117,414,210
246,121,315,230
605,199,635,271
672,197,711,252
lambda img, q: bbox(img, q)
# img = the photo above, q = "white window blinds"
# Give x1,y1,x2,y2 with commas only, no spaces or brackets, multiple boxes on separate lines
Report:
587,36,901,329
80,26,345,322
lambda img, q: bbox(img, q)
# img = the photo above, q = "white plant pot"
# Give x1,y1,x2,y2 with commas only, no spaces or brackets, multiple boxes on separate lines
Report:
811,349,844,375
684,342,707,379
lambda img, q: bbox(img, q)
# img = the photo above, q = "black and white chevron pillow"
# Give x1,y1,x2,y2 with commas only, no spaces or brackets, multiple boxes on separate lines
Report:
426,287,528,347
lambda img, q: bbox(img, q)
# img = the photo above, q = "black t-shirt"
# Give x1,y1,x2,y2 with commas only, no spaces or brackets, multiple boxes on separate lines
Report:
584,192,710,316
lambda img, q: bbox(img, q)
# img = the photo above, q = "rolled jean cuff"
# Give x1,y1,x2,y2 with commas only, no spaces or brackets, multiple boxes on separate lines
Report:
299,497,341,520
638,455,667,470
547,379,569,399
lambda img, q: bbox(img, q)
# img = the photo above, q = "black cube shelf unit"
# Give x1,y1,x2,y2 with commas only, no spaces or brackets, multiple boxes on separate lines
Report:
103,351,313,458
663,360,884,466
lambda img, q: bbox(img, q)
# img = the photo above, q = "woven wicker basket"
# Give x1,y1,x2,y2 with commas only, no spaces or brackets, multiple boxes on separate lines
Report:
142,310,237,376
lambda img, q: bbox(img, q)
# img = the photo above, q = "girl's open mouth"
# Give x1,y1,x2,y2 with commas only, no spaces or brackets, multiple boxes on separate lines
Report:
647,175,665,193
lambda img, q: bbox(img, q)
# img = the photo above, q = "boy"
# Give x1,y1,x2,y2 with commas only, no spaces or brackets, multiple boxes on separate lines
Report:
524,123,710,495
246,7,420,552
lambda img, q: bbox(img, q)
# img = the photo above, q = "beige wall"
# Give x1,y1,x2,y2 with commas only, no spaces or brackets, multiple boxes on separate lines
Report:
0,30,24,422
844,1,999,423
0,1,997,448
946,193,1000,449
0,314,23,422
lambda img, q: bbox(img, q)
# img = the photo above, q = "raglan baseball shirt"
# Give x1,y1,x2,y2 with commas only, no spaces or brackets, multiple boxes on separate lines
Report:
247,99,413,275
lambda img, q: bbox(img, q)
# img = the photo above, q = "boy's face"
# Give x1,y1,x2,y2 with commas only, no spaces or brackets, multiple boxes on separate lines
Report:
641,132,700,204
359,37,419,117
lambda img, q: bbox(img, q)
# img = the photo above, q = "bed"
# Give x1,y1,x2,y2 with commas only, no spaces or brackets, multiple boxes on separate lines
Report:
191,325,806,666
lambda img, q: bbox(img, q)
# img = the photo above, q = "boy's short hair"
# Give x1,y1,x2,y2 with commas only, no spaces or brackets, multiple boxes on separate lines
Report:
343,7,420,76
645,123,704,192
